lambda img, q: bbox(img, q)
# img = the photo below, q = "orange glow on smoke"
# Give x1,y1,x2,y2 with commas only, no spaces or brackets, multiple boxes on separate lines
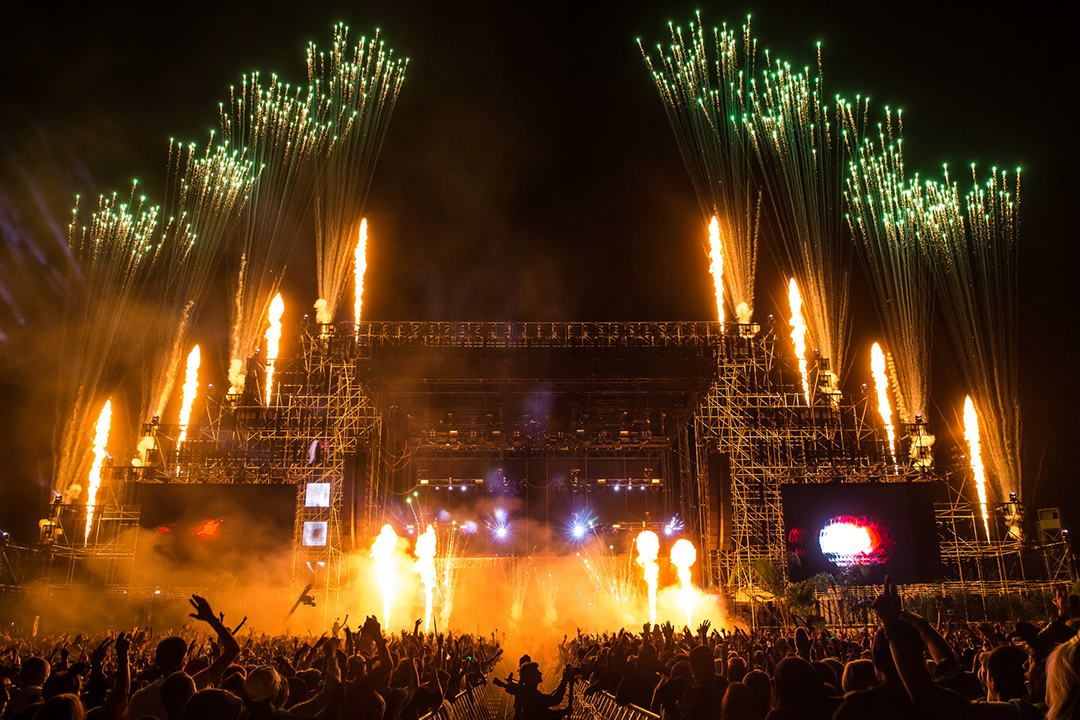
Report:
197,519,222,537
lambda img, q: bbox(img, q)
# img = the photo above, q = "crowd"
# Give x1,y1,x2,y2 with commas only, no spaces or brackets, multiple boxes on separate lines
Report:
1,582,1078,720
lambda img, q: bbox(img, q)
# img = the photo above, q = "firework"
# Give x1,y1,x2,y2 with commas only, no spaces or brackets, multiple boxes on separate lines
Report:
870,342,897,466
84,400,112,545
788,278,811,405
746,43,850,385
670,538,697,627
56,187,163,494
635,530,660,626
844,107,932,431
309,25,407,324
413,524,437,632
371,524,399,627
436,522,467,629
221,72,329,394
506,558,533,625
176,345,201,452
579,539,637,621
922,166,1020,500
963,397,992,541
641,15,759,324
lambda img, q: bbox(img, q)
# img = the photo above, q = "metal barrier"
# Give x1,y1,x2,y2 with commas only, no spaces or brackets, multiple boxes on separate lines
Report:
422,683,497,720
574,686,660,720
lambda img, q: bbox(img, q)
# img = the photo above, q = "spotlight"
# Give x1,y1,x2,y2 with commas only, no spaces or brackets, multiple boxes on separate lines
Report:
462,521,478,535
571,523,587,540
494,508,507,523
495,525,509,540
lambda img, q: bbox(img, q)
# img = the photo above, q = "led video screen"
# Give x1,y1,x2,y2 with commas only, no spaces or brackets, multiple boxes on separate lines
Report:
781,482,939,584
134,483,297,586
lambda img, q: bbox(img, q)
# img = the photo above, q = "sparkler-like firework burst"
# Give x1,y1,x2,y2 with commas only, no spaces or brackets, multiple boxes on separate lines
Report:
309,25,407,325
922,166,1021,500
641,15,759,324
579,539,637,622
436,522,467,629
506,558,533,625
844,108,932,428
746,43,850,386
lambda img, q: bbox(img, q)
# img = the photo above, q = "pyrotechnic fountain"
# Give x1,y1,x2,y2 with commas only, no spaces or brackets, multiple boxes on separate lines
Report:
84,400,113,545
635,530,660,626
670,538,697,627
871,343,897,466
963,397,992,541
264,294,285,406
707,217,724,324
371,524,399,627
354,220,368,325
507,559,533,625
413,524,436,632
788,279,811,406
436,522,466,629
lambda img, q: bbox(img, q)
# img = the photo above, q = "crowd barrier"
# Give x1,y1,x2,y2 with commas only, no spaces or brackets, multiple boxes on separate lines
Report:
572,683,660,720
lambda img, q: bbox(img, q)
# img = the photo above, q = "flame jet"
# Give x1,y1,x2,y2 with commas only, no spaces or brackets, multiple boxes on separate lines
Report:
355,219,368,327
964,397,992,541
414,524,437,632
788,279,811,406
264,294,285,406
635,530,660,626
84,400,113,545
708,217,724,325
871,343,897,466
670,538,697,627
371,524,399,628
177,345,201,452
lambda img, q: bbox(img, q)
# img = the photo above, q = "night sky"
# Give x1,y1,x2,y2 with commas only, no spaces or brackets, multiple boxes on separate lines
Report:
1,2,1075,544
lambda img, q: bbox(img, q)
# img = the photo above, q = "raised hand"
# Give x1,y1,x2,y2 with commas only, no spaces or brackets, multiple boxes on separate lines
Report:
114,632,131,657
91,637,113,666
697,620,711,637
873,577,902,627
188,595,217,625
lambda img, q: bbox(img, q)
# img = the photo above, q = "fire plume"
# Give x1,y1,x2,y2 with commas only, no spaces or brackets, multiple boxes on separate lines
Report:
708,217,724,325
177,345,201,451
414,524,437,632
354,219,368,328
870,343,897,466
670,538,697,627
84,400,113,545
371,524,399,628
963,396,992,541
788,278,811,406
264,293,285,407
635,530,660,626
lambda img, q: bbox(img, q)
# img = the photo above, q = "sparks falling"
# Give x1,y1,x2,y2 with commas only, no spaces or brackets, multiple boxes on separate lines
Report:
264,293,285,406
707,217,725,324
635,530,660,626
963,396,992,541
371,524,399,628
176,345,201,451
670,538,697,627
788,278,811,405
84,400,113,545
354,219,368,325
871,343,897,466
413,524,437,632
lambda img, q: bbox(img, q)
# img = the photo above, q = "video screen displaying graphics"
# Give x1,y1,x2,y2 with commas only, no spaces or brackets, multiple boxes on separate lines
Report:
133,483,297,586
781,482,939,584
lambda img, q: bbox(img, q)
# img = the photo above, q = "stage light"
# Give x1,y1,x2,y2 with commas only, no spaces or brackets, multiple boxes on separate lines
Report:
462,521,478,534
494,508,507,523
302,521,328,547
305,482,331,508
663,526,673,536
493,523,510,541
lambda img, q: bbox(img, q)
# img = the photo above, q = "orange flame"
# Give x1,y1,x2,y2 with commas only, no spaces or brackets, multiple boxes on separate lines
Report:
177,345,201,452
963,396,992,541
264,293,284,406
635,530,660,626
708,217,724,325
788,278,810,405
354,219,368,328
197,518,221,537
414,524,437,632
84,400,113,545
670,538,696,627
870,343,897,466
371,524,399,628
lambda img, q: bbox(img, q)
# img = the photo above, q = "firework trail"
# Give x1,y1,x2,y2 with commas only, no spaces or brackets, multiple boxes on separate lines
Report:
921,166,1021,500
309,25,407,324
746,42,851,387
641,15,759,324
506,558,533,625
55,186,163,494
436,522,467,629
221,72,329,394
140,139,252,426
579,538,637,621
843,107,932,429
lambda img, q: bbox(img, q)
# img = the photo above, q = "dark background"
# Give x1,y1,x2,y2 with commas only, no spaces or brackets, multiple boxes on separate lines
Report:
0,2,1074,544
